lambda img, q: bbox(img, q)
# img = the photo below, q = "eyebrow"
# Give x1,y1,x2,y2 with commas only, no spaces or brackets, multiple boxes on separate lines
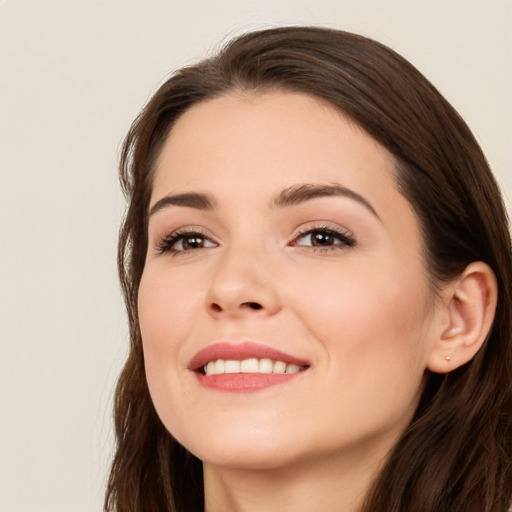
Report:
271,183,380,220
148,183,380,221
149,192,216,217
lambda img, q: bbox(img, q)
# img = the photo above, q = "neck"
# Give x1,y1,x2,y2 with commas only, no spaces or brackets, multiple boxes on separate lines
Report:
203,442,390,512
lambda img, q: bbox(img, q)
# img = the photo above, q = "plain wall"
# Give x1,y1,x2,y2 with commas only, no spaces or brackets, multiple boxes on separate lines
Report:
1,1,510,511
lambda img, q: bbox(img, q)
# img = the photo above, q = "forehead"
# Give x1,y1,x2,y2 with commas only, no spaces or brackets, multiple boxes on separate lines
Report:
152,91,397,205
150,90,427,281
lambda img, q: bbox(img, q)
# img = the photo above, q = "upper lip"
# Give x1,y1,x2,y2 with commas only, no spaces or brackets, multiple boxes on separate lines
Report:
188,341,310,372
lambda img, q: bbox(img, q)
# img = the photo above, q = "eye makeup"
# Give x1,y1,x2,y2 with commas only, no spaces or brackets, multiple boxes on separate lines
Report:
291,223,356,251
155,227,217,255
154,221,356,257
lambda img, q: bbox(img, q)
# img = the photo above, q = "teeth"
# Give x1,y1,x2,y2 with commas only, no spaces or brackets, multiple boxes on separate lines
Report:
240,358,259,373
224,360,241,373
203,358,305,376
259,358,273,373
273,361,286,374
214,359,225,374
285,364,301,374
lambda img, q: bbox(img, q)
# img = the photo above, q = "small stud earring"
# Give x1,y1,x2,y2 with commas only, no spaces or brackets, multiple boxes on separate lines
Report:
444,355,451,362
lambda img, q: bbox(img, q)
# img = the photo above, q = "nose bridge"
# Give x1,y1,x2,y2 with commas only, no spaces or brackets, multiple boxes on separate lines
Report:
205,237,281,317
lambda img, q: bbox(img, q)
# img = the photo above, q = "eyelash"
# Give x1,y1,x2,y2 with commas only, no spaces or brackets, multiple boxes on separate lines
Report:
155,224,356,255
156,228,214,255
291,224,356,251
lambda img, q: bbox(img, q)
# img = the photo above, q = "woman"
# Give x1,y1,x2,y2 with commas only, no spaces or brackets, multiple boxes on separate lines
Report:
105,27,512,512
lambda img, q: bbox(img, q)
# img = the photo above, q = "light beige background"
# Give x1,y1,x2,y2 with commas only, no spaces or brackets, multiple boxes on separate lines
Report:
1,1,510,511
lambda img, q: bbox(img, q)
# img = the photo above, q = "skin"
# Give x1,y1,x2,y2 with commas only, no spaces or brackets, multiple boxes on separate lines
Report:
138,91,452,512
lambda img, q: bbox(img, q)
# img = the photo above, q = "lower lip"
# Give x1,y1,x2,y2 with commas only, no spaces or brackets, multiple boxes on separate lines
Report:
195,372,302,392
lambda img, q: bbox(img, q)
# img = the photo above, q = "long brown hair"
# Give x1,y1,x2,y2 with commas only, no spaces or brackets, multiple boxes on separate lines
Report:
105,27,512,512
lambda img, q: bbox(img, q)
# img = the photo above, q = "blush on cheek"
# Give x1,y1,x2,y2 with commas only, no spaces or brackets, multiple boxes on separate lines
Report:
139,272,181,341
305,272,428,356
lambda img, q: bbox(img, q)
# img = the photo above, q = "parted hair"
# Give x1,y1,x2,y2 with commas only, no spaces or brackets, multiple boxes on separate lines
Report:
105,26,512,512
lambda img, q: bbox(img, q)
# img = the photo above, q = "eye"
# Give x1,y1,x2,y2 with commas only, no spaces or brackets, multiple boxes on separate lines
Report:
157,230,217,254
292,226,355,250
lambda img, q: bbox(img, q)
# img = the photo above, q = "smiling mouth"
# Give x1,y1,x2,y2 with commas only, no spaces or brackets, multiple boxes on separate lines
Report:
190,342,310,391
201,358,308,376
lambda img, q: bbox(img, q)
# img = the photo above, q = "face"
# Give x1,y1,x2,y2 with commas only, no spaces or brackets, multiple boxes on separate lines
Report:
139,91,440,472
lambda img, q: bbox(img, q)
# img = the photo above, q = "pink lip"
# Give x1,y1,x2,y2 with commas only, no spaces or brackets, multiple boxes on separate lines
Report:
188,342,310,392
188,341,310,371
196,372,303,392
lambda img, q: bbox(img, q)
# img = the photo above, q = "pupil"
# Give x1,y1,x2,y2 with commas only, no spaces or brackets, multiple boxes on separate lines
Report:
313,232,332,245
185,237,203,249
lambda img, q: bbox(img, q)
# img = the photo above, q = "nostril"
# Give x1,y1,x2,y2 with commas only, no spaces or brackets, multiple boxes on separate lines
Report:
208,301,264,314
244,302,263,310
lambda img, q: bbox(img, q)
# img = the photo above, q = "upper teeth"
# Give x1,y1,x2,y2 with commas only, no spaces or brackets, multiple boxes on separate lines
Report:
203,358,304,376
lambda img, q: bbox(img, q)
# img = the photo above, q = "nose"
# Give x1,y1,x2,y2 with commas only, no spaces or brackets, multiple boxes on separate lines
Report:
205,248,282,319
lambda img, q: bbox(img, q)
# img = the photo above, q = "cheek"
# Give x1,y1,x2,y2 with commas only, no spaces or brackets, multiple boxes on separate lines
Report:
295,261,431,372
137,267,202,400
297,266,431,431
137,266,210,436
138,266,200,351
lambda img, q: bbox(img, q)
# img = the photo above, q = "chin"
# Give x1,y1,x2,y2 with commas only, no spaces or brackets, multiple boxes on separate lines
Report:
176,422,306,471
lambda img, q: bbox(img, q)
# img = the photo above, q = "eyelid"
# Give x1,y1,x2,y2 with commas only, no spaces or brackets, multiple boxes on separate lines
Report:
154,226,218,255
290,222,356,248
152,221,355,256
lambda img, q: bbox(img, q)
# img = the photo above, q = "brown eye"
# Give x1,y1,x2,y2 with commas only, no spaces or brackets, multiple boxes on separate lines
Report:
296,230,343,247
310,231,339,246
180,236,206,250
294,227,355,250
172,234,216,251
158,231,217,254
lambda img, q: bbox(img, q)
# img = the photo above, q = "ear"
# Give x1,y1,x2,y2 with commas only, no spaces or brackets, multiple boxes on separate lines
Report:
427,261,498,374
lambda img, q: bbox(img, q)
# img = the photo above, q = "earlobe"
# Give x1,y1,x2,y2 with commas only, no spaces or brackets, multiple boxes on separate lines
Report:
427,262,498,374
